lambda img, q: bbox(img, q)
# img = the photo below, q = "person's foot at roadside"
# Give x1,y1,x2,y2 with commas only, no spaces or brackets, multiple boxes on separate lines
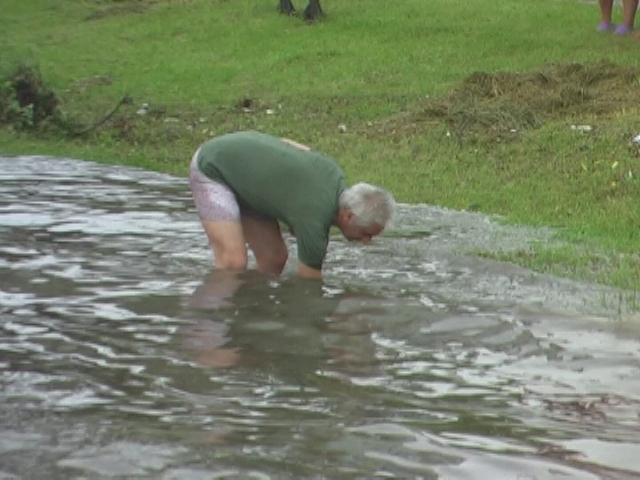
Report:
597,21,617,31
614,24,633,35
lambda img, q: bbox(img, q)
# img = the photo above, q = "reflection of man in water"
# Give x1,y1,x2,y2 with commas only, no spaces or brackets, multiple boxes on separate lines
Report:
189,131,395,279
182,270,380,375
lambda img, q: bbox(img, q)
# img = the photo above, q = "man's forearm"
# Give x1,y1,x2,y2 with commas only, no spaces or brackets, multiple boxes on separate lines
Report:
298,262,322,279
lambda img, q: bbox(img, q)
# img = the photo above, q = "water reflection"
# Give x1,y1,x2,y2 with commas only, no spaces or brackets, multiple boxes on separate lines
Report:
0,156,639,479
182,271,346,370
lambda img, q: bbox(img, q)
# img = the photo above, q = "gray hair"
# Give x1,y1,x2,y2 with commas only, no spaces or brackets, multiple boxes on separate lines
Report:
338,182,396,227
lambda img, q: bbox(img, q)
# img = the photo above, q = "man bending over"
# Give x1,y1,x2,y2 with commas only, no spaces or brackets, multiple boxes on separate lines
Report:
189,131,395,279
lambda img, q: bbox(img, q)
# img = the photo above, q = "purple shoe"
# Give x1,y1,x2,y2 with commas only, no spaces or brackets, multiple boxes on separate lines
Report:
597,21,617,31
614,25,632,35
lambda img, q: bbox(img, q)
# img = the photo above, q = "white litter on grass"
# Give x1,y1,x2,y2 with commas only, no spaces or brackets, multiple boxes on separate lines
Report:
136,103,149,116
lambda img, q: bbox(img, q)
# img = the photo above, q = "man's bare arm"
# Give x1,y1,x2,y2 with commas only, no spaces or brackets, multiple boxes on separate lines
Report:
298,262,322,279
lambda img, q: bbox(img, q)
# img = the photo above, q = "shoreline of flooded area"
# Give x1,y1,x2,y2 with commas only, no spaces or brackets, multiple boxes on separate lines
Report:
1,156,639,479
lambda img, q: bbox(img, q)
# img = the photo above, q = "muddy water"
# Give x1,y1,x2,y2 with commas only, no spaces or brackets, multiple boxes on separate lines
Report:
1,156,639,480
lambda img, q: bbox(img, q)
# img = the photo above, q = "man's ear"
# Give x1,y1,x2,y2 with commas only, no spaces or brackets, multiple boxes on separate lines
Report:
340,208,354,224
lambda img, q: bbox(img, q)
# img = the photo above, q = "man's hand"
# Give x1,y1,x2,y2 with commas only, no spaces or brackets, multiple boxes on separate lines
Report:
298,262,322,279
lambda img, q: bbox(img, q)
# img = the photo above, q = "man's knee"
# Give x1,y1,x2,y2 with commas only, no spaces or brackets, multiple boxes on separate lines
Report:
200,219,247,270
258,245,288,275
215,249,248,270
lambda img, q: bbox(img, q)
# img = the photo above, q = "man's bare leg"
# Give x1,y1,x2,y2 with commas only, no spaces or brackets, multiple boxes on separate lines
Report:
200,219,248,270
241,212,289,275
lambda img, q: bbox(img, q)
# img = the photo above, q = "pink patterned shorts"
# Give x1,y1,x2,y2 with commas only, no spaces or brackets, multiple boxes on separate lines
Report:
189,148,241,222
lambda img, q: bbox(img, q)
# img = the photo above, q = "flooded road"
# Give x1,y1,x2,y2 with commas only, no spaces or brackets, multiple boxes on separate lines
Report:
1,155,639,479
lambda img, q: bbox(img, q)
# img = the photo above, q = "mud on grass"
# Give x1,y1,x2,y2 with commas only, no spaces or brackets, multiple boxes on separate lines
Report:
481,245,640,294
10,59,640,154
372,61,640,145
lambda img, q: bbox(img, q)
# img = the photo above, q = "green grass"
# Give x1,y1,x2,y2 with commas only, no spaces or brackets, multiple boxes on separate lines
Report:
1,0,640,293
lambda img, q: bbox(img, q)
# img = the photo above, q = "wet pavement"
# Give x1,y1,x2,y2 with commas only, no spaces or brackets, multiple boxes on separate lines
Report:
1,155,639,479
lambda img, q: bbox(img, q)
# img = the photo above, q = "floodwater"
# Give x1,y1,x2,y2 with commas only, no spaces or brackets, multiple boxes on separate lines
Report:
1,156,639,480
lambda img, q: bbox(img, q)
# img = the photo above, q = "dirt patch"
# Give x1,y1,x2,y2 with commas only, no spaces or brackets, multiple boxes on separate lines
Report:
85,0,156,21
374,61,640,144
68,75,114,94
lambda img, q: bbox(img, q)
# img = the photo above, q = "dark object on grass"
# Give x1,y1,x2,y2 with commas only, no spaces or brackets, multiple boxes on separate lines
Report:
0,64,59,129
0,62,132,137
279,0,323,21
68,95,133,138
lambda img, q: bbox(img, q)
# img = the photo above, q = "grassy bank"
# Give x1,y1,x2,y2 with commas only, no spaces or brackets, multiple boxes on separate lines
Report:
1,0,639,292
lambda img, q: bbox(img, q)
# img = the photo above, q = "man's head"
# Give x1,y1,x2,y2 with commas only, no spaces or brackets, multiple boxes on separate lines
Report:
336,183,396,244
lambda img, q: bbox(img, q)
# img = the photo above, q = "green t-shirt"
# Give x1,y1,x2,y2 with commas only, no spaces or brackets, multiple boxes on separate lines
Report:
197,131,347,269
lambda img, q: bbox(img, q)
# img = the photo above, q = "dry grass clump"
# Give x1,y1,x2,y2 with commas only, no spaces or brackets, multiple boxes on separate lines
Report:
376,61,640,144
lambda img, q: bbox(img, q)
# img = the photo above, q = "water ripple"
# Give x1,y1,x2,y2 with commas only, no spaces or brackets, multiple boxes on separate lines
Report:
1,156,639,479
